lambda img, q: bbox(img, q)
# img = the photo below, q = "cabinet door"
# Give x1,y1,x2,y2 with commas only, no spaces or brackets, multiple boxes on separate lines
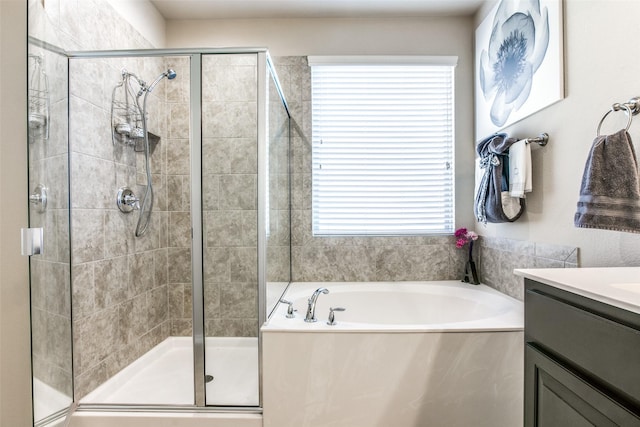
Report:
525,345,640,427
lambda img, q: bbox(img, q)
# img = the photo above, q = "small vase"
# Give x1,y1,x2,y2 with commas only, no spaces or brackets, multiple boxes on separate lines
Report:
462,241,480,285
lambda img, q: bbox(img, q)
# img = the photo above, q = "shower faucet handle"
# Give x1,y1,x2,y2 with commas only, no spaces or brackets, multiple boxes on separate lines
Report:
279,299,296,318
124,194,140,210
327,307,346,326
117,187,139,213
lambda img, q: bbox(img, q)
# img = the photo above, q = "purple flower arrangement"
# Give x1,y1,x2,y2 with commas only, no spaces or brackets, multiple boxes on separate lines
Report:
454,227,478,249
454,227,480,285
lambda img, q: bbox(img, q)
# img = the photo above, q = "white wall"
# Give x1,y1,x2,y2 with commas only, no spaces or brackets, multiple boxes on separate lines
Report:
475,0,640,267
0,0,32,426
106,0,166,48
167,16,478,229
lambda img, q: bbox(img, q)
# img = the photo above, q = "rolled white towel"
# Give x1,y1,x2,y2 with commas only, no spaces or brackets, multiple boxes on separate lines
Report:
508,139,532,198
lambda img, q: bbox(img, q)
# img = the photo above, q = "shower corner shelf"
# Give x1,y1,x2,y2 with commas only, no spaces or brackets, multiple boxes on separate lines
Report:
134,131,160,155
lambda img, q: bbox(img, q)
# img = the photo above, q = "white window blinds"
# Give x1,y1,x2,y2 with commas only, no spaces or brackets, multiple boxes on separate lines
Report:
310,57,456,236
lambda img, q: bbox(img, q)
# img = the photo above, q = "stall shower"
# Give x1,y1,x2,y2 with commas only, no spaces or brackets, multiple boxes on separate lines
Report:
27,44,291,426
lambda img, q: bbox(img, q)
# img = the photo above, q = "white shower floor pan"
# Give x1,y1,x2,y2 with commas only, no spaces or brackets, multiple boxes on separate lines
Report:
80,336,259,406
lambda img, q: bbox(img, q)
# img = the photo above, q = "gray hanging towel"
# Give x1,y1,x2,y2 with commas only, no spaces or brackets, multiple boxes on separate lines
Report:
574,129,640,233
475,133,525,223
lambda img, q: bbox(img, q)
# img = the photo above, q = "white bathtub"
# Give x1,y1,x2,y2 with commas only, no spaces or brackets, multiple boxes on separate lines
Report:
266,280,523,331
262,281,524,427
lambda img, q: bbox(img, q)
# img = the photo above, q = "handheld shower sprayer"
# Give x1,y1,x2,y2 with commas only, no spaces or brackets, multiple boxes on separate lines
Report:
147,69,177,93
134,68,176,237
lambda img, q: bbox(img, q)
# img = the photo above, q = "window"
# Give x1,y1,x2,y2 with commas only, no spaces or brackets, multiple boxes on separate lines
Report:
310,56,456,236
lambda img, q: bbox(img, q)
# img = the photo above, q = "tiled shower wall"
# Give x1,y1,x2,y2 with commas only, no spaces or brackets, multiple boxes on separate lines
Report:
69,55,172,399
200,54,260,338
164,56,194,338
165,54,293,339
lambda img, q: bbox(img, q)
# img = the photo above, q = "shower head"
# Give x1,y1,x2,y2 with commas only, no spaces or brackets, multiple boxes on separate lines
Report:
147,69,177,93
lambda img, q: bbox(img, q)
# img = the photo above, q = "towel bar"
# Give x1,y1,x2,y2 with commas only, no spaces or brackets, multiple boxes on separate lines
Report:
524,133,549,146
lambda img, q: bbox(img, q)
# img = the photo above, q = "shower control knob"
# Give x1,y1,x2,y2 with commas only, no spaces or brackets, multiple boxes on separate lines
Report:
29,184,47,213
117,187,139,213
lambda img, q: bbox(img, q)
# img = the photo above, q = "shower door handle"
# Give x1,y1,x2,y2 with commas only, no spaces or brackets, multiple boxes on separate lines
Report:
21,227,43,256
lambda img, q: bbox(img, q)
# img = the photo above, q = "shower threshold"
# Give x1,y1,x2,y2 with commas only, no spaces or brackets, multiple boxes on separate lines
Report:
80,336,258,406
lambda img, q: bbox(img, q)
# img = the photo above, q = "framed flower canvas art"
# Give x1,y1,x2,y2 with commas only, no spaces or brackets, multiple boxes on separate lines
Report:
475,0,564,139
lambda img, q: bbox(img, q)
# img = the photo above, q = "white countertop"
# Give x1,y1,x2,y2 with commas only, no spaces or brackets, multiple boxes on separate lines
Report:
514,267,640,314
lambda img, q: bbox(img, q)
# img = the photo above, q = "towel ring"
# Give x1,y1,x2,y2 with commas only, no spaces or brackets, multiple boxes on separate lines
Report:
596,103,632,136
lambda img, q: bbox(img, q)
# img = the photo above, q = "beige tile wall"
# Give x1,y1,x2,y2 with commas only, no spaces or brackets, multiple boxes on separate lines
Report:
201,54,259,338
69,55,174,399
165,56,193,337
477,236,578,300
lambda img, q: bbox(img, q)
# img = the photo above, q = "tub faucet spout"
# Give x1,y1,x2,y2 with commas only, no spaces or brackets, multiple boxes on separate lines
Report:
305,287,329,322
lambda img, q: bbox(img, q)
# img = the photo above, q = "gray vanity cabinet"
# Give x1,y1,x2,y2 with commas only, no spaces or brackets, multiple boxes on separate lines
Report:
524,279,640,426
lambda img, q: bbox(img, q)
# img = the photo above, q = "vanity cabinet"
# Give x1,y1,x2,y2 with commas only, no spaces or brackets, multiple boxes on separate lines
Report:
524,278,640,426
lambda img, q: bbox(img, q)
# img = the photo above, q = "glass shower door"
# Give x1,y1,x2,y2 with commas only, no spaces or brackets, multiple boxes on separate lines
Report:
27,42,73,425
68,53,194,406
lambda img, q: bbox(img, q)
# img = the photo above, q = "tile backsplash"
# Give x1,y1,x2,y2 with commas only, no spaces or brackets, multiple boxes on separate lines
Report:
477,236,579,300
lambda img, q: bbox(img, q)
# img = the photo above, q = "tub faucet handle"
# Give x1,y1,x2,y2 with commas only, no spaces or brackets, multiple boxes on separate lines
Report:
279,299,296,318
327,307,346,326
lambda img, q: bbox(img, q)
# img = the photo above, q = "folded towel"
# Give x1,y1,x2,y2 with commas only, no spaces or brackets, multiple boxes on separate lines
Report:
475,133,525,223
508,139,532,198
574,129,640,233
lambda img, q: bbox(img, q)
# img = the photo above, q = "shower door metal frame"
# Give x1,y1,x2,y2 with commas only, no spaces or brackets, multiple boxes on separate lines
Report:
256,51,268,407
189,52,206,407
63,47,289,413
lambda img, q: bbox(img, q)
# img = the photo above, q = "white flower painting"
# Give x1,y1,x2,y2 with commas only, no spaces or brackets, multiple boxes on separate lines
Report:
475,0,564,139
